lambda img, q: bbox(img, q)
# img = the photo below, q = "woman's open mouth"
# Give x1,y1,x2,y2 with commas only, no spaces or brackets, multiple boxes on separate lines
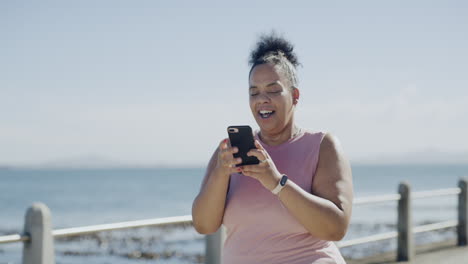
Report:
259,110,275,119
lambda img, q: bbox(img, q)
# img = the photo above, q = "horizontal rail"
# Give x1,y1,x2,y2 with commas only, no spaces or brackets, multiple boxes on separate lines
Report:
413,220,458,234
413,188,461,199
0,215,193,245
53,215,193,238
0,187,462,246
337,231,398,248
0,234,29,244
353,188,461,206
0,218,461,253
353,194,401,205
337,220,459,248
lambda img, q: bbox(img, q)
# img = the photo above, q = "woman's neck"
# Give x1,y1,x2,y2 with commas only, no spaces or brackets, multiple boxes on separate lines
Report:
259,124,300,146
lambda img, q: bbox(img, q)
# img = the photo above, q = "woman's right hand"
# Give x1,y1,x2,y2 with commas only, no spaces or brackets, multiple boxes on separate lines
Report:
215,138,243,175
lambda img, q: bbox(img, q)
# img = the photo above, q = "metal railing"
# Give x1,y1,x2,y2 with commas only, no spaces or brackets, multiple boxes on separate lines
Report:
1,215,194,244
1,178,467,264
335,180,467,262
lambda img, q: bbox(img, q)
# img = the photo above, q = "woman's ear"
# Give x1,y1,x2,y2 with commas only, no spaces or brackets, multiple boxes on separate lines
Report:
292,87,300,104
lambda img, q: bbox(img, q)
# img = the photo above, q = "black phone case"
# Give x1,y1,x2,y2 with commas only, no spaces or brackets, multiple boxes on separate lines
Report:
227,125,260,167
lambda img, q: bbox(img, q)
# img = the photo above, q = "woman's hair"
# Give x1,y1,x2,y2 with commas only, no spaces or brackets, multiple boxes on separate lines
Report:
248,32,300,88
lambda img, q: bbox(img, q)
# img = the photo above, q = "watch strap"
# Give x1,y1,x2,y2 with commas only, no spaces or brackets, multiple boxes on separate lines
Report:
271,174,288,195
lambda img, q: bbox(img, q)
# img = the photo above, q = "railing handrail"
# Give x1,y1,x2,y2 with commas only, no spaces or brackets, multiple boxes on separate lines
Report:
337,231,398,248
337,219,459,248
0,233,28,244
0,215,193,245
0,219,459,248
0,219,459,247
0,187,462,245
1,180,467,264
353,187,462,206
413,220,458,234
354,194,401,205
413,188,461,199
53,215,192,238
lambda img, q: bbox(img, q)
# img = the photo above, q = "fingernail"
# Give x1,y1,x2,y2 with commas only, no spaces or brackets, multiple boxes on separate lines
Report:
237,158,242,163
237,167,241,171
224,139,228,143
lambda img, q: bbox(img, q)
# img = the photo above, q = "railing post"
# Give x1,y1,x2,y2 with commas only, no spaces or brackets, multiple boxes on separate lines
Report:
205,226,225,264
397,182,413,261
22,203,55,264
458,178,468,246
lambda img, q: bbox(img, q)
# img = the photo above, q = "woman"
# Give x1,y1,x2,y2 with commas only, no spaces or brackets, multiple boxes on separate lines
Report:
192,33,353,264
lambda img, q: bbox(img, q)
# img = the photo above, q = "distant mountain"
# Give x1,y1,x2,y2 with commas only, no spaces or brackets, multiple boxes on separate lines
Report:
355,149,468,165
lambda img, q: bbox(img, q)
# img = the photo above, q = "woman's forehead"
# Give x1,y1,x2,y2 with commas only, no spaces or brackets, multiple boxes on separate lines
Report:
249,64,285,86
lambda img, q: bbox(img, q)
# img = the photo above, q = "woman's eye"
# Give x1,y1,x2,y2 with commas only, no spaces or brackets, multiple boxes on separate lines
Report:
250,93,259,96
268,91,281,94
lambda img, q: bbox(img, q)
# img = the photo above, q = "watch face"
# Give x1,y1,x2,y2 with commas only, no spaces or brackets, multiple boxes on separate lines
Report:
280,175,288,186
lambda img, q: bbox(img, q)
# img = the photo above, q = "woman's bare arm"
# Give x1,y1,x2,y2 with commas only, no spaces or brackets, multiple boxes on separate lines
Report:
277,133,353,240
241,133,353,240
191,139,241,234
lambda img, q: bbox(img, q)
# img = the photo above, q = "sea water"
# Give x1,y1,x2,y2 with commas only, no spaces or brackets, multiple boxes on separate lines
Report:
1,165,467,263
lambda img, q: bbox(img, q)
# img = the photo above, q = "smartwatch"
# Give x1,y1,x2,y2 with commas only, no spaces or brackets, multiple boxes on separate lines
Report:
271,174,288,195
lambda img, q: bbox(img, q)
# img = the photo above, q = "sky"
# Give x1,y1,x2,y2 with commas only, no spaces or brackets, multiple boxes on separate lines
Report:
1,0,467,167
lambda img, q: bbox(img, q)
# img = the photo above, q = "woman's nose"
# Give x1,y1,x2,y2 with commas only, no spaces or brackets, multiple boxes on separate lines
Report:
255,92,271,103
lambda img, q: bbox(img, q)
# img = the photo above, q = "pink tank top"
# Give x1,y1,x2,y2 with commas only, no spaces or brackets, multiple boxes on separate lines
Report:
222,129,346,264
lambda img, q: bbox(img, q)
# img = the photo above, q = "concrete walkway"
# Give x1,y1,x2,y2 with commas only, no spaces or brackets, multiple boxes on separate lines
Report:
388,245,468,264
346,240,468,264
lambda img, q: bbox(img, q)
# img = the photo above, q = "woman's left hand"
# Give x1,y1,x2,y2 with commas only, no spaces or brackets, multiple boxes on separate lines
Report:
240,140,282,191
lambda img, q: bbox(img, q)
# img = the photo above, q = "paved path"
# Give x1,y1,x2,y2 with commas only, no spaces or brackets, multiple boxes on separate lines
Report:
346,241,468,264
388,245,468,264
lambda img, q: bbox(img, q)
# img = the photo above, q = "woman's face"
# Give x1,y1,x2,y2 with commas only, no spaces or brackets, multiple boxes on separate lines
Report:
249,63,297,134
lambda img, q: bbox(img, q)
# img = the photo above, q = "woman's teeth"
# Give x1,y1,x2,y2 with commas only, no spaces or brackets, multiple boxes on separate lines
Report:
259,110,274,119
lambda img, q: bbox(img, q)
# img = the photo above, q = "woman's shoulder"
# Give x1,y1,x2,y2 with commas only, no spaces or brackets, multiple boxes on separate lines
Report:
291,129,326,151
300,129,344,152
300,128,327,141
306,131,344,159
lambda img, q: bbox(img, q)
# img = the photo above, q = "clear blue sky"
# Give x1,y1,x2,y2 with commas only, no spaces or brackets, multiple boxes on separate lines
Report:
1,0,467,166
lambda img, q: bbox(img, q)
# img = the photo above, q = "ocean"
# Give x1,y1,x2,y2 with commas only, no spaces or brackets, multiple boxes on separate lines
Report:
1,164,468,263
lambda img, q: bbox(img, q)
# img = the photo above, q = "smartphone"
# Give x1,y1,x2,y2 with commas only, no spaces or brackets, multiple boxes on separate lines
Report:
227,125,260,167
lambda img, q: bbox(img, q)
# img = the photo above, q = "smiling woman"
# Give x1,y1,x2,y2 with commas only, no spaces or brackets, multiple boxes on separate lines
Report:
249,64,298,138
192,32,354,264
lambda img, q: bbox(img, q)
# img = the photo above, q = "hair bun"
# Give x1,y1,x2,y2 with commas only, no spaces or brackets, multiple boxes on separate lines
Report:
249,32,299,67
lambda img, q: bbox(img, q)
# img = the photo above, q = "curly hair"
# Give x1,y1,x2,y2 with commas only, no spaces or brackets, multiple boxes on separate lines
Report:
248,32,300,88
